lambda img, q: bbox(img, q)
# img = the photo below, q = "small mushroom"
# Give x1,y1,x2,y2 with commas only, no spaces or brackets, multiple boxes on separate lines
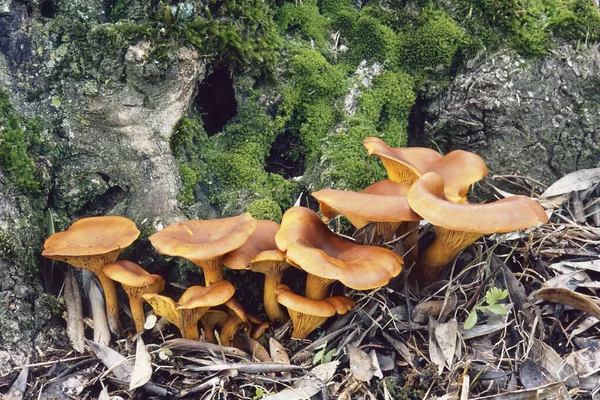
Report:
42,216,140,333
142,280,236,339
407,172,548,286
223,220,291,323
102,260,165,333
276,285,355,339
149,214,258,285
312,180,421,242
276,207,403,299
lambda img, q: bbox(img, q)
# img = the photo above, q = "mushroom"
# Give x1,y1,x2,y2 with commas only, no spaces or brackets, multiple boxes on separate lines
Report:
276,285,355,339
312,180,421,242
142,280,236,339
275,207,403,300
102,260,165,333
407,172,549,286
148,214,258,285
42,216,140,333
223,220,291,323
363,137,442,184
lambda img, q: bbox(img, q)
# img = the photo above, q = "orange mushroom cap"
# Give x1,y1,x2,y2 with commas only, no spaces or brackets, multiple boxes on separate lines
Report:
42,216,140,270
275,207,403,296
222,220,281,271
363,137,442,183
407,172,548,233
312,180,421,228
427,150,488,204
149,213,258,285
276,285,355,339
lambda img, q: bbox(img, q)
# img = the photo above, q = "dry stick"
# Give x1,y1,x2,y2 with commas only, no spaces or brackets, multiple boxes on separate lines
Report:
163,338,249,358
290,323,359,363
185,362,305,374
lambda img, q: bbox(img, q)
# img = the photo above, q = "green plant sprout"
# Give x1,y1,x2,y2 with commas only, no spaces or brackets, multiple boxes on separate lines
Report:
313,342,336,365
463,287,509,330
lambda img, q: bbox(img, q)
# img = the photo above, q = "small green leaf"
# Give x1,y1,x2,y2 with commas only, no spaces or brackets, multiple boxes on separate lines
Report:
463,310,478,330
483,304,509,315
485,287,508,305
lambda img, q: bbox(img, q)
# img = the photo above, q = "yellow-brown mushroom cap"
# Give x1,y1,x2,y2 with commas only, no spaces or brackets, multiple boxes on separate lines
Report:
222,220,280,271
363,137,443,183
427,150,488,204
276,285,354,317
148,214,258,265
102,260,165,295
42,216,140,268
275,207,403,290
141,293,181,328
407,172,549,233
312,180,421,227
178,280,236,310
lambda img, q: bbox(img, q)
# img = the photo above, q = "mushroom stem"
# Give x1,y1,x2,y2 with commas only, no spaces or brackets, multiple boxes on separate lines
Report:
264,273,288,323
416,227,483,286
96,270,122,334
376,221,402,242
288,311,329,339
198,257,224,286
129,297,146,333
305,275,336,300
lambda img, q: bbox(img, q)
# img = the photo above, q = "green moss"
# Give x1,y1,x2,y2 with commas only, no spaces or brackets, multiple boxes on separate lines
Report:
276,0,330,49
319,117,388,190
349,14,399,65
401,7,464,71
245,198,283,222
0,90,40,193
358,70,416,138
172,100,298,217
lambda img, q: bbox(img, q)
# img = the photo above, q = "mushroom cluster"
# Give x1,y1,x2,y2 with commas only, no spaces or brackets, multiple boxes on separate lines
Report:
43,208,403,343
313,137,549,288
42,139,547,345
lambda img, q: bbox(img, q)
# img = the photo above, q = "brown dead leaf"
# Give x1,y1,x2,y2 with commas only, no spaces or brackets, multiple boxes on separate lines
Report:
534,287,600,320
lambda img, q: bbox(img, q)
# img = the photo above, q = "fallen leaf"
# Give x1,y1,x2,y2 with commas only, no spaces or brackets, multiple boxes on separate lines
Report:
3,358,29,400
369,350,383,379
470,381,567,399
519,359,552,389
530,339,578,388
130,337,152,390
269,338,290,364
311,361,338,382
348,345,374,382
434,318,458,370
542,167,600,198
534,287,600,320
87,340,133,382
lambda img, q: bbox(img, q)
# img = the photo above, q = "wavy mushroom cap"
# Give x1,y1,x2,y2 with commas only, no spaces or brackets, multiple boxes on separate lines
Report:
312,180,421,228
148,213,258,265
275,207,403,290
42,216,140,269
363,137,443,183
222,220,281,271
141,293,181,328
407,172,549,233
102,260,165,291
427,150,488,204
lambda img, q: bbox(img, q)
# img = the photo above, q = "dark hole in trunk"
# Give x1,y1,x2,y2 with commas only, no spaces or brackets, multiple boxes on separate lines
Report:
40,0,55,18
194,67,237,136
